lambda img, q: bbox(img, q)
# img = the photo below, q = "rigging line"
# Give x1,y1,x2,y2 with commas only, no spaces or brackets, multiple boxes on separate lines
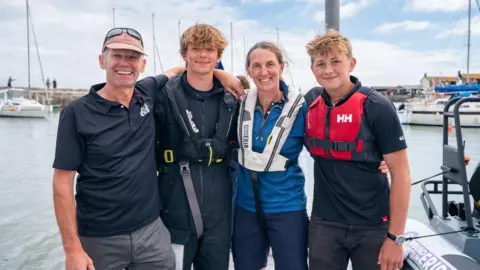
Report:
234,37,244,74
411,171,448,186
278,35,296,87
155,44,164,73
442,10,462,53
406,229,468,241
28,6,46,89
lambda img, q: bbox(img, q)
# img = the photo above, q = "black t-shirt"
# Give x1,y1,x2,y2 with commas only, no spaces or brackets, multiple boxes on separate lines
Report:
52,75,169,237
305,76,407,225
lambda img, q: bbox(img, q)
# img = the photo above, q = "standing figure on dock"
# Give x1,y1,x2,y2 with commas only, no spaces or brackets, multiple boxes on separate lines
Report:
46,77,51,89
7,76,13,88
53,78,57,89
304,29,412,270
155,24,239,270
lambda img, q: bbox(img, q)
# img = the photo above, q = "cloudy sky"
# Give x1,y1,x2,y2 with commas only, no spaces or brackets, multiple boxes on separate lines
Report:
2,0,479,91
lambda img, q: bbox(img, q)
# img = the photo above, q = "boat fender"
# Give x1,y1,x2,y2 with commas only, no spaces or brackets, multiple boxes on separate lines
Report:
465,155,470,166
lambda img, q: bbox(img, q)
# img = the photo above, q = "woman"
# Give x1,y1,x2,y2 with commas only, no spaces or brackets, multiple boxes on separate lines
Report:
232,41,309,270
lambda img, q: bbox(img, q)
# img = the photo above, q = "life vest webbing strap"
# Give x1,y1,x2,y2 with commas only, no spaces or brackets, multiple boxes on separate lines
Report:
179,160,204,238
251,171,267,233
250,159,298,233
159,149,223,166
284,159,298,169
306,137,358,152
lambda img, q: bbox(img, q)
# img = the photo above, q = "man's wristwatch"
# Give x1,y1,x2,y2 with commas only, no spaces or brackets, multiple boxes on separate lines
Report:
387,232,406,245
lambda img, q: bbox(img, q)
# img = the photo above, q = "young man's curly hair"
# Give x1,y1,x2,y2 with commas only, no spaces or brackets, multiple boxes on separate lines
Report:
180,24,229,57
305,29,353,63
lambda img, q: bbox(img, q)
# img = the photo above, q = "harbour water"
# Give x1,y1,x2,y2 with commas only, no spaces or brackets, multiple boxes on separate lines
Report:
0,111,479,270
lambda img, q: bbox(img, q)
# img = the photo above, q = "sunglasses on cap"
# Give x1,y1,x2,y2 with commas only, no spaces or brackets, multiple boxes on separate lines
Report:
103,27,144,47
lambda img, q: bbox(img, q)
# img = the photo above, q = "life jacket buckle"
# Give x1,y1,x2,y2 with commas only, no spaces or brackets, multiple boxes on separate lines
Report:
333,141,354,152
179,160,190,175
164,150,174,163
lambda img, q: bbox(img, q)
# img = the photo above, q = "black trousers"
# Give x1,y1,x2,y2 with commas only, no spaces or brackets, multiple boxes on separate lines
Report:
308,216,389,270
171,208,232,270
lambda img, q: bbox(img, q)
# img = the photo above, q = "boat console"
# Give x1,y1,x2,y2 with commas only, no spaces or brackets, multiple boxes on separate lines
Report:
419,96,480,267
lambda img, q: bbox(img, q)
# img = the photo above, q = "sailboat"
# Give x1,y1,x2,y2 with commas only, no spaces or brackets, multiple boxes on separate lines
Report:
0,0,50,118
400,1,480,127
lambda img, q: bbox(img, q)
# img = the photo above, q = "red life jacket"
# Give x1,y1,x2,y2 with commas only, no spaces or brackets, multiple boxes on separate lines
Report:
305,87,382,162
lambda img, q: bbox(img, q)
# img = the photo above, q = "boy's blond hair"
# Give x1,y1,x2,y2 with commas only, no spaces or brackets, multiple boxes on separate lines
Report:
305,29,353,63
180,24,229,57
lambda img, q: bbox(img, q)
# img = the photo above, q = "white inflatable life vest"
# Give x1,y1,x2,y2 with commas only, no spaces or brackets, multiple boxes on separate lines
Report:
237,86,304,172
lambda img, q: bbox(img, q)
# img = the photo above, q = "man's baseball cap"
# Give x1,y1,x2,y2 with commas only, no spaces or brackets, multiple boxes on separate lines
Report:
102,28,147,55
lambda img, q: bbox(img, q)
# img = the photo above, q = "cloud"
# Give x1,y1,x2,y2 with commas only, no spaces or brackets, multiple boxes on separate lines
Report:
313,0,374,22
373,20,435,33
340,0,372,18
435,15,480,38
350,40,463,86
0,0,472,93
404,0,468,12
241,0,324,3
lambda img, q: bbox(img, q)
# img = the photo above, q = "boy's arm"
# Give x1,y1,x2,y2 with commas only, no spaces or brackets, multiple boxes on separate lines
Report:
160,67,245,98
213,69,245,99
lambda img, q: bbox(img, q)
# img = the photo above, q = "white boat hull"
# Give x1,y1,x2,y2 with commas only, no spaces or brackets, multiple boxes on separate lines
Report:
401,98,480,127
403,218,479,269
0,89,49,119
402,110,480,127
0,110,47,118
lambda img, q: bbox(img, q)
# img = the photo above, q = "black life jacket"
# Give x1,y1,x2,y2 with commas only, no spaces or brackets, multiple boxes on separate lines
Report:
158,77,238,166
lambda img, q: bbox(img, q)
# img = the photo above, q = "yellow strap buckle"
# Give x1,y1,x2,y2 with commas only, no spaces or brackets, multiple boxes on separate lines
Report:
266,134,273,145
208,146,213,166
207,146,223,166
164,150,174,163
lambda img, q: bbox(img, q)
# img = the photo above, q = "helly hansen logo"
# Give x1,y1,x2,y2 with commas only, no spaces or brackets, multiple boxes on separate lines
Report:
337,114,352,123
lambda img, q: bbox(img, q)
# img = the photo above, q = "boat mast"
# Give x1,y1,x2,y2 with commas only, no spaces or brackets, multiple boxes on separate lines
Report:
325,0,340,31
467,0,471,84
230,22,233,74
26,0,31,91
243,35,246,76
152,13,156,75
178,20,182,64
276,27,279,46
112,5,116,27
28,4,48,103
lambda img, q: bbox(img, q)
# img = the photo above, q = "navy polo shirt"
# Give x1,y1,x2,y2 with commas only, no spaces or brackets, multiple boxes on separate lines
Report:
53,75,168,237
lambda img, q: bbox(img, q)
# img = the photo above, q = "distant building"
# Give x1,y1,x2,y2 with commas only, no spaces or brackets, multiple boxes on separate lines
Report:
420,71,480,89
397,85,423,95
420,73,458,89
371,86,396,96
457,71,480,85
371,85,422,96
